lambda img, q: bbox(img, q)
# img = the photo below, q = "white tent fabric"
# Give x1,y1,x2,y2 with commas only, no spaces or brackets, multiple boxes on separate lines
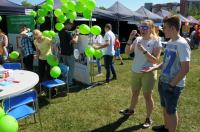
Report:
156,9,171,17
187,16,199,24
177,14,190,22
136,7,163,21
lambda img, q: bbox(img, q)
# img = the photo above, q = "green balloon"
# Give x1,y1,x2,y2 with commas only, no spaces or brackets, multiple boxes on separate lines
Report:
46,0,54,5
54,9,63,17
49,30,56,37
67,1,76,11
0,107,5,119
90,25,101,35
0,115,18,132
47,54,59,66
83,9,92,19
58,15,67,23
79,24,90,34
67,11,77,20
85,47,95,57
78,0,86,3
61,4,69,13
0,16,2,22
75,2,85,13
43,3,53,11
94,49,103,59
9,51,19,60
60,0,69,4
86,0,96,10
38,9,48,17
50,66,61,78
42,30,51,38
37,17,45,24
55,23,64,31
30,11,37,17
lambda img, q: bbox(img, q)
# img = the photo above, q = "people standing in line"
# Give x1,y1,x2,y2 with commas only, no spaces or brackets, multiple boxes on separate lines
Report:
120,20,162,128
93,23,117,83
113,34,124,65
0,28,8,63
16,25,35,71
92,34,103,76
146,16,191,132
33,29,52,82
58,20,79,86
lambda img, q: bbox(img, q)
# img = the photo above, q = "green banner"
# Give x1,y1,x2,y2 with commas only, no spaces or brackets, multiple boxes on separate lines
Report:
6,15,34,34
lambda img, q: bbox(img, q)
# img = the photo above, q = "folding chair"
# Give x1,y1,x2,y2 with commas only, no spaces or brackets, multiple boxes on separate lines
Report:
40,64,69,100
3,89,42,127
2,62,22,70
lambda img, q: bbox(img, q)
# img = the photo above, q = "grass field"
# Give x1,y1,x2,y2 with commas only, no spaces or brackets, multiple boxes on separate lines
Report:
21,49,200,132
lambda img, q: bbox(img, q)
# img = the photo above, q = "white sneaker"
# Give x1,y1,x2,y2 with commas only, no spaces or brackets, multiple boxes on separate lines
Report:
96,73,103,77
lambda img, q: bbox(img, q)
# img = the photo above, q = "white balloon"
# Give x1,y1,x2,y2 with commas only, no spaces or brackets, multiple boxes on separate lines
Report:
74,49,80,59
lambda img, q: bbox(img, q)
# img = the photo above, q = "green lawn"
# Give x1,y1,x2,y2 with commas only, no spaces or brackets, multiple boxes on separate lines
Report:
21,49,200,132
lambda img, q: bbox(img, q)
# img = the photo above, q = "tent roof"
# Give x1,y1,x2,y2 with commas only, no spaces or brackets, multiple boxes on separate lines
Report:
177,14,190,22
187,16,199,24
156,9,171,17
0,0,25,15
136,7,163,21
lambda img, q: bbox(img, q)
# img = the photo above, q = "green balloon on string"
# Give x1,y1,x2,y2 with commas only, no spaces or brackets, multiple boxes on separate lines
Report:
60,0,69,4
47,54,59,66
0,115,19,132
75,2,85,13
49,30,56,37
50,66,61,78
54,9,63,17
86,0,96,10
83,9,92,19
85,47,95,57
58,15,67,23
9,51,19,60
90,25,101,35
67,11,77,20
61,4,69,13
43,3,53,11
37,17,45,24
67,1,76,11
30,11,37,17
38,9,48,17
0,107,5,119
79,24,90,35
42,30,51,38
94,49,103,59
55,23,64,31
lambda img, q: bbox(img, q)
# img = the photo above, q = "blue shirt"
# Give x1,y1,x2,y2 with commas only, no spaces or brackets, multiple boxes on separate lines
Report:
20,33,34,57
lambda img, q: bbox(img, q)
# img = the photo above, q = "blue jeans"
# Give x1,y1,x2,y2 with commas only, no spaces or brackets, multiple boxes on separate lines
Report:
158,81,184,114
103,55,116,81
96,59,101,74
61,55,75,84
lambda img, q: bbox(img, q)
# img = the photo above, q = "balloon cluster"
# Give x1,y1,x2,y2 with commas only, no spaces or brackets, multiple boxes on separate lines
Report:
84,47,103,58
42,30,57,39
0,107,18,132
46,54,61,78
9,51,20,60
29,0,97,32
79,24,101,35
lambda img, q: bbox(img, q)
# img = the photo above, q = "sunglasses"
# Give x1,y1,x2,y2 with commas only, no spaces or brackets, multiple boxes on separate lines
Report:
139,25,150,30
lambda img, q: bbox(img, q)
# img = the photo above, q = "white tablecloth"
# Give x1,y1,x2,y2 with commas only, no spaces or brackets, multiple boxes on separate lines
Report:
0,70,39,100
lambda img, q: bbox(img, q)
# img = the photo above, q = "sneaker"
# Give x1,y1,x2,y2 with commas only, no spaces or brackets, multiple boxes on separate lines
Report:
152,125,169,132
143,118,152,128
119,108,134,116
96,73,103,77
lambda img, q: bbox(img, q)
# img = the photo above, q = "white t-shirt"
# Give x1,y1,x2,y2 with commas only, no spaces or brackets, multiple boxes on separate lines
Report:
92,35,103,44
132,36,162,73
160,37,191,87
103,30,115,56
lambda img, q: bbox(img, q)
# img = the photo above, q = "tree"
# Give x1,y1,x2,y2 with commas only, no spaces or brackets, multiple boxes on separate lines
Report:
21,0,34,8
188,5,200,20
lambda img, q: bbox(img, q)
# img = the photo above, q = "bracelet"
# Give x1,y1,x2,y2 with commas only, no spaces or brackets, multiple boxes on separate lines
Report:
143,50,147,54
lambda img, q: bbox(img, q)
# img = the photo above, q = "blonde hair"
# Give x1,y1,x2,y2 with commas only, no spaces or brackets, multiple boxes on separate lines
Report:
33,29,42,37
142,20,158,39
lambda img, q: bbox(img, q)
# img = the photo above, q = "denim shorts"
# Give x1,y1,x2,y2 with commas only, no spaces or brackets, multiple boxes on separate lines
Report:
158,81,184,114
115,48,120,57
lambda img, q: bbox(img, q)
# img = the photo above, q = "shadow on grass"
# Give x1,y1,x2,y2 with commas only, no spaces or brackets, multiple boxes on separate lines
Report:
116,123,144,132
91,115,129,132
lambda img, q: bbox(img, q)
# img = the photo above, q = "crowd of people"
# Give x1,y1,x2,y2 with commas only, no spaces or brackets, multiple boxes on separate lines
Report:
0,15,193,132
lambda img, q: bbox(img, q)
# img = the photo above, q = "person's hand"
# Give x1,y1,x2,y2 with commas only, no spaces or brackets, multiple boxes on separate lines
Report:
129,30,136,39
141,67,154,73
167,83,176,94
92,44,99,49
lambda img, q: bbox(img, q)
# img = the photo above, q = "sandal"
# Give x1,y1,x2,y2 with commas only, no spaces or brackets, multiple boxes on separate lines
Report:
119,108,134,116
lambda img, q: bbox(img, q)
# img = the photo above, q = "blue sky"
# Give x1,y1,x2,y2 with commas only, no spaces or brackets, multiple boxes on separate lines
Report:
10,0,180,11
